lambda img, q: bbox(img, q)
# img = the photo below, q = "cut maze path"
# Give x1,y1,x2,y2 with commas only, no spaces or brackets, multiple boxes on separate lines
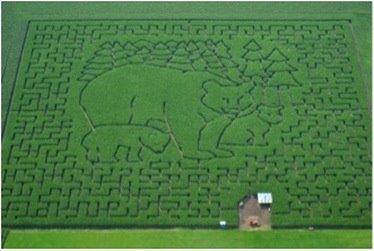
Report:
2,3,371,241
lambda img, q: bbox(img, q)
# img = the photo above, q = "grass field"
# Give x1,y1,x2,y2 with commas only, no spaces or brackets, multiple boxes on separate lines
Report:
2,7,371,229
1,2,372,248
4,229,372,248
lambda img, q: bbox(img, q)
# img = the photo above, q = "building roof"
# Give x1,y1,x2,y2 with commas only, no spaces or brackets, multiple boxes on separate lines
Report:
257,192,272,204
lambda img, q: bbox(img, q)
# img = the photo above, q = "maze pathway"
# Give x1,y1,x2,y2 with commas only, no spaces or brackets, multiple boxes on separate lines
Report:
2,19,371,228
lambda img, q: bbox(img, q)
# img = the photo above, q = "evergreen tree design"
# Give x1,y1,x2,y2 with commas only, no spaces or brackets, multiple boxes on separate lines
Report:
80,40,241,82
166,40,178,51
220,58,239,69
168,44,194,71
128,47,151,63
191,57,207,71
202,50,223,69
134,40,154,51
112,42,128,67
243,40,262,60
241,40,265,80
79,42,116,82
218,42,302,147
122,42,138,58
205,39,216,51
215,41,231,59
186,41,199,53
242,61,264,79
89,42,115,68
265,48,300,88
223,67,243,83
169,46,191,65
216,41,238,70
195,40,208,55
186,41,200,62
149,43,171,66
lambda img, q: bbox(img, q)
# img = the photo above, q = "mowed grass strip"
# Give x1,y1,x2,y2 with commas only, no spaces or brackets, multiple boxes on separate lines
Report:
5,229,372,248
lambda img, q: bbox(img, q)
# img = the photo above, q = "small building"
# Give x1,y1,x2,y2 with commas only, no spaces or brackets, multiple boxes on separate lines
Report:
238,193,272,230
219,220,227,229
257,192,273,205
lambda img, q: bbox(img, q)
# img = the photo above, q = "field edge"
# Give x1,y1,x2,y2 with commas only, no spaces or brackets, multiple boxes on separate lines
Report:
4,229,372,248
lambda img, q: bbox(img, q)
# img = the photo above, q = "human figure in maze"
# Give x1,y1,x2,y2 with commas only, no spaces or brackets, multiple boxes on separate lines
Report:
80,64,256,160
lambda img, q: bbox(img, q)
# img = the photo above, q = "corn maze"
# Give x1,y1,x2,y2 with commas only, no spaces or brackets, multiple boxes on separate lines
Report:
2,20,371,228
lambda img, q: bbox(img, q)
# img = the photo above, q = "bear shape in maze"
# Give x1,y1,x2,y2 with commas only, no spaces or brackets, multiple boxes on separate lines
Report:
80,64,256,160
82,124,171,163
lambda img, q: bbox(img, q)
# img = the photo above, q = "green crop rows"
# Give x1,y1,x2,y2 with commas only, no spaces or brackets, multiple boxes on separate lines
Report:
2,20,371,228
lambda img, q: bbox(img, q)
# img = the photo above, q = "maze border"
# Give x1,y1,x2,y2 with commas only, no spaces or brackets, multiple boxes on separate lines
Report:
3,18,371,229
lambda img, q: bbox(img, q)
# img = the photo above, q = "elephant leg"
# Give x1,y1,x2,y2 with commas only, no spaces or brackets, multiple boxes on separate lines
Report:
199,116,234,158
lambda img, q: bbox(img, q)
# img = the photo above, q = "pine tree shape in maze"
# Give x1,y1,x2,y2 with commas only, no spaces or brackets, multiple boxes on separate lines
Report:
221,40,301,146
